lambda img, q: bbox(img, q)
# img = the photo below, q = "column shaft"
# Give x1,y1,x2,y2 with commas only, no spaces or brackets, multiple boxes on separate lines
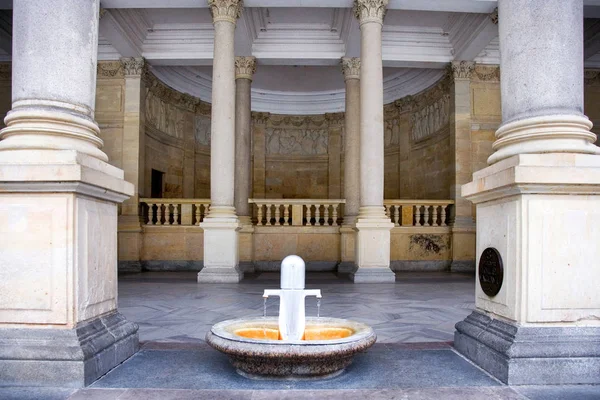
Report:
358,21,385,218
488,0,599,164
209,20,237,217
234,56,256,223
342,58,360,225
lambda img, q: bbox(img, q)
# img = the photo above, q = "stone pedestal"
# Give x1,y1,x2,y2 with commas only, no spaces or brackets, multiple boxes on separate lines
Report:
351,219,395,283
455,154,600,384
0,0,138,387
454,0,600,385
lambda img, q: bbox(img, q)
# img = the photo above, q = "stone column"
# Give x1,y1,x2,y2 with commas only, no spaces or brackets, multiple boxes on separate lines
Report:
118,57,146,273
351,0,395,283
454,0,600,385
0,0,138,387
234,56,256,274
198,0,244,283
449,61,476,273
234,56,256,225
339,57,361,274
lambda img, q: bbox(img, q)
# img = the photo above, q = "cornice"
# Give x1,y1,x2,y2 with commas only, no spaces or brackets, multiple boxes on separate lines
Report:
97,61,123,79
143,69,211,115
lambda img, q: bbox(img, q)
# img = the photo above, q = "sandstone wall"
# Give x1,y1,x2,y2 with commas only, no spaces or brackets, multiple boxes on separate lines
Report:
96,62,125,170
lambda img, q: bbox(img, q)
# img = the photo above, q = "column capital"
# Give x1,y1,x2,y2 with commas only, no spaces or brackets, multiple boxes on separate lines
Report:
341,57,361,81
450,60,475,81
208,0,243,24
353,0,389,26
235,56,257,80
121,57,145,77
489,7,498,25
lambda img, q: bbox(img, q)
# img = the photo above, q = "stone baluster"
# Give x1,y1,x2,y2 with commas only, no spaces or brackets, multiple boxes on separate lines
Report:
423,205,430,226
324,204,330,225
332,204,339,225
195,203,203,225
440,205,447,226
284,204,290,225
306,205,313,226
266,204,272,225
393,206,400,226
172,203,180,225
274,204,281,226
315,204,321,226
257,203,264,225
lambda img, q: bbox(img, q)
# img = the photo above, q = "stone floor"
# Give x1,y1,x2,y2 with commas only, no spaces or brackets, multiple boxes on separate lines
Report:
1,271,599,400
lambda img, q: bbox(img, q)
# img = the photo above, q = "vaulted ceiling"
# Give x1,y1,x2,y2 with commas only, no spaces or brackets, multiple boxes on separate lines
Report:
1,0,600,114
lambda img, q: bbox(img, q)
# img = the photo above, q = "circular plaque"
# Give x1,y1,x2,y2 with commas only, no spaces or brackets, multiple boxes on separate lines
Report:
478,247,503,297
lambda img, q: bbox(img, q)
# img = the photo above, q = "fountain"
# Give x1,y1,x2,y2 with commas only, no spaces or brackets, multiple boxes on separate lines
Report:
206,255,376,379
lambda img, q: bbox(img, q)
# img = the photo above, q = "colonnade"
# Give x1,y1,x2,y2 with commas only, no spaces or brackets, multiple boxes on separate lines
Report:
198,0,395,283
0,0,598,388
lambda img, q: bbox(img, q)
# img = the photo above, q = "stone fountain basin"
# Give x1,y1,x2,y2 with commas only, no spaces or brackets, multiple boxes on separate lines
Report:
206,317,376,379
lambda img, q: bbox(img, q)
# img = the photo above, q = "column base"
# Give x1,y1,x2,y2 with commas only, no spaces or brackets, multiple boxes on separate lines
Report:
337,261,357,274
350,267,395,283
454,311,600,385
198,218,242,283
0,312,139,388
354,218,394,283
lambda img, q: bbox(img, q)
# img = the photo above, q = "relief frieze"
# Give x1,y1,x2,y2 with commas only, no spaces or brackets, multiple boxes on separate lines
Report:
410,93,450,143
266,128,328,155
194,115,211,147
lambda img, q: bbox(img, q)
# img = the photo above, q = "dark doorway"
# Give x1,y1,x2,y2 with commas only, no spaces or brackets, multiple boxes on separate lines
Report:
151,169,164,198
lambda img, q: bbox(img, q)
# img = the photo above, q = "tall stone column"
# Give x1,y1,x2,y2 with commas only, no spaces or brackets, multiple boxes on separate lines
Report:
234,56,256,273
339,57,361,274
449,61,476,273
198,0,244,283
0,0,138,387
454,0,600,385
351,0,395,283
234,56,256,225
118,57,146,272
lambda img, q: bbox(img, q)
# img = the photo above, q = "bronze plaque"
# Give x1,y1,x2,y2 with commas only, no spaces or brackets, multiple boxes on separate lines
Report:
479,247,503,297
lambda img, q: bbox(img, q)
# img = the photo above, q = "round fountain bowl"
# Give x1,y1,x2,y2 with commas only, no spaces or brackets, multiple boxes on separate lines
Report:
206,317,376,379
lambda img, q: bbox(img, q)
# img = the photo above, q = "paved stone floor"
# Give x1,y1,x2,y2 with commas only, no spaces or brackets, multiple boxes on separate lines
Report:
1,271,599,399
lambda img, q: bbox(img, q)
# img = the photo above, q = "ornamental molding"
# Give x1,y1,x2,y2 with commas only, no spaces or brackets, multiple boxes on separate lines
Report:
208,0,243,24
353,0,389,26
97,61,123,78
473,65,500,82
341,57,360,81
251,112,271,125
143,69,211,115
450,60,475,80
0,63,11,80
235,56,257,80
585,69,600,86
121,57,145,77
489,7,498,25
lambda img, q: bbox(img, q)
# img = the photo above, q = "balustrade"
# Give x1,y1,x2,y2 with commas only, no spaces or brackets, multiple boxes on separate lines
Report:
140,198,210,226
249,199,345,226
383,200,454,227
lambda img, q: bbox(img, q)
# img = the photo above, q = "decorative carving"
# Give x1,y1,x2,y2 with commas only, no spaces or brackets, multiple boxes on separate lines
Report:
97,61,123,78
353,0,389,25
195,115,212,147
325,113,345,127
143,70,207,113
266,128,328,155
252,112,271,125
208,0,243,24
585,69,600,86
384,117,400,147
99,8,107,19
473,65,500,82
145,91,186,139
121,57,145,77
450,60,475,80
489,7,498,25
393,95,416,113
0,63,11,80
341,57,360,81
411,93,450,143
235,56,257,80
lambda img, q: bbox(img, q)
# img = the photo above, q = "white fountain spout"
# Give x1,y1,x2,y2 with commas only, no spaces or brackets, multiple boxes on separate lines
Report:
262,255,321,341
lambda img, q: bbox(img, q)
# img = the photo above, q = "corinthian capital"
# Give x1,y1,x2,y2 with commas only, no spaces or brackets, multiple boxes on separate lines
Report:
121,57,145,77
353,0,389,26
341,58,360,81
235,56,257,80
208,0,243,24
450,60,475,80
